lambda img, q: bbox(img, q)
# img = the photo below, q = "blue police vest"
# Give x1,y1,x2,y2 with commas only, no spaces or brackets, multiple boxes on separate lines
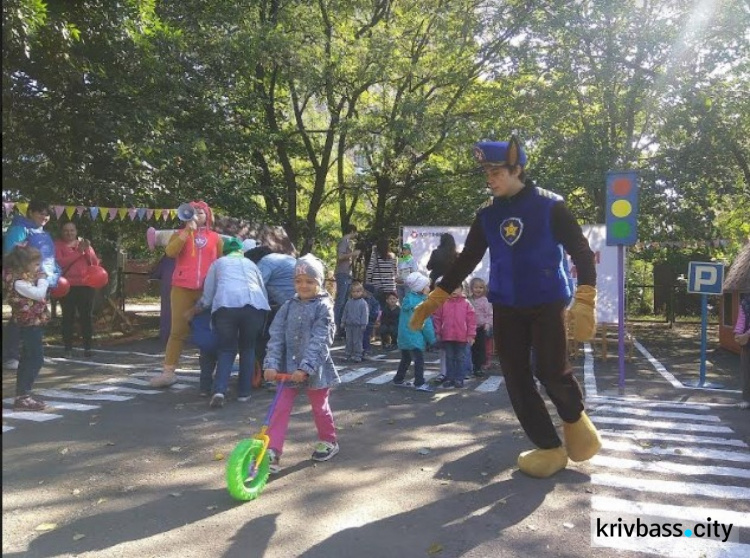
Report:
478,187,571,307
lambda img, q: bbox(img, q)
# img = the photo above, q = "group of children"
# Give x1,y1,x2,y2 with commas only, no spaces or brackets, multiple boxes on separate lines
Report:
340,266,493,391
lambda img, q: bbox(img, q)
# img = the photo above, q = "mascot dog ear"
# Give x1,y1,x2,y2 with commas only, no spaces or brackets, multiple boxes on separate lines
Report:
507,135,521,168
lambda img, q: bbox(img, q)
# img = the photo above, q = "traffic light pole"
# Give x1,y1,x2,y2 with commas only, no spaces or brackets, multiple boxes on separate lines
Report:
618,245,626,389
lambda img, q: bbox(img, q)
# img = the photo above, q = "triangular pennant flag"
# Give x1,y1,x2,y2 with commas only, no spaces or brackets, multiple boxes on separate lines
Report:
146,209,154,220
76,206,85,216
128,208,138,220
3,202,14,215
118,207,128,220
161,209,170,221
65,206,76,219
137,208,147,220
108,208,117,220
90,207,100,220
169,209,177,220
17,202,28,215
54,205,65,219
100,208,108,221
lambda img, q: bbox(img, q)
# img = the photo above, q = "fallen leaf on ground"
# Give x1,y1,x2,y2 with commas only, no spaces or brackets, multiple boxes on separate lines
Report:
72,489,81,495
35,523,57,532
60,447,69,455
427,543,443,555
435,411,445,417
527,525,538,531
206,505,218,511
563,522,575,529
213,452,225,461
170,446,181,452
418,448,431,455
73,533,86,541
169,492,182,498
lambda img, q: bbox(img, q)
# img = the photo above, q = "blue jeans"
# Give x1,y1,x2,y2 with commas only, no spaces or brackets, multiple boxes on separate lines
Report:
17,326,44,396
212,306,267,397
444,341,469,382
394,349,426,386
3,319,20,362
334,273,353,332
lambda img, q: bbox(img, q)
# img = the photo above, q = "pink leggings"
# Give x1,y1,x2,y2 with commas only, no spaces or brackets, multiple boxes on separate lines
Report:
267,386,336,455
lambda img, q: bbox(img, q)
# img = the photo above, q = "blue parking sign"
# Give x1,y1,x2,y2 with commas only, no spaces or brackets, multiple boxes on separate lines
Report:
687,262,724,295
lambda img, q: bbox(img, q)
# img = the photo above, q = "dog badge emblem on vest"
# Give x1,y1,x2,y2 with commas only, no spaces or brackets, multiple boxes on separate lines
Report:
194,235,208,249
500,217,523,246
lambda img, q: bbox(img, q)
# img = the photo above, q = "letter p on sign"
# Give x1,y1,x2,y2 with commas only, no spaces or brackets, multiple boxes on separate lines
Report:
687,262,724,295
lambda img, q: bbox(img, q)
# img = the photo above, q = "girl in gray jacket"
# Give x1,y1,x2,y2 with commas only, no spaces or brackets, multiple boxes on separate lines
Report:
263,254,341,472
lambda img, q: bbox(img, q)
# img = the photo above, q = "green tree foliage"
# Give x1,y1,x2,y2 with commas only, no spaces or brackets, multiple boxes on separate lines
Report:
3,0,748,262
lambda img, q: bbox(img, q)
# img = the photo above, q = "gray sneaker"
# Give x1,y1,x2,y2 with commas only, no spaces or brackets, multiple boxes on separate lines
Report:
209,393,225,408
311,441,339,462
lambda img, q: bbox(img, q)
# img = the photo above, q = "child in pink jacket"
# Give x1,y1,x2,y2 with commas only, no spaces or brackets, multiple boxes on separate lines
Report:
432,285,476,388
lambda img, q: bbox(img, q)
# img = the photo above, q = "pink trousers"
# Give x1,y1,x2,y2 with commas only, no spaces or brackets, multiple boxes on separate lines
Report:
267,386,337,455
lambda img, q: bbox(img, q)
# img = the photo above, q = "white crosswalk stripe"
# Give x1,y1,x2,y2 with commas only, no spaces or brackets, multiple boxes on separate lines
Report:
2,409,63,422
589,397,750,555
3,398,100,412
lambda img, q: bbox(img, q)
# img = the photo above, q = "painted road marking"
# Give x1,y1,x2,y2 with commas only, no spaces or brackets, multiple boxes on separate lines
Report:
590,454,750,479
592,495,750,528
69,384,165,395
3,398,99,412
583,342,597,398
592,405,721,423
634,340,741,394
338,367,378,383
2,410,63,421
600,429,748,448
588,396,714,411
591,473,750,500
593,416,733,434
600,438,750,463
475,376,504,392
35,389,134,402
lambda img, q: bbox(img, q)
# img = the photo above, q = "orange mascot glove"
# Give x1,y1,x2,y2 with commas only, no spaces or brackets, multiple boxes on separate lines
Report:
569,285,597,341
409,287,451,331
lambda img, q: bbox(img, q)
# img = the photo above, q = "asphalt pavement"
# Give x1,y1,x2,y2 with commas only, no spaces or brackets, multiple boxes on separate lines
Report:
2,322,749,558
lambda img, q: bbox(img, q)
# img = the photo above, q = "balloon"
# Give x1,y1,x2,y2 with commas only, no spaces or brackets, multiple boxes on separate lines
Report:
84,265,109,289
50,276,70,298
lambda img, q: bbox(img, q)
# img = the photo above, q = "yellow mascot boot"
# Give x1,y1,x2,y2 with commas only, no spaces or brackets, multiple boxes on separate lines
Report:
517,447,568,478
563,412,602,462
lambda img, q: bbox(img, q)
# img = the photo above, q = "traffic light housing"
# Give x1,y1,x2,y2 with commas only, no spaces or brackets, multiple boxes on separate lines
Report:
605,171,639,246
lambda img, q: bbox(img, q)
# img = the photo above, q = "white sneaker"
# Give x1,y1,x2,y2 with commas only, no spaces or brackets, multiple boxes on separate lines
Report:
267,449,281,474
3,359,19,370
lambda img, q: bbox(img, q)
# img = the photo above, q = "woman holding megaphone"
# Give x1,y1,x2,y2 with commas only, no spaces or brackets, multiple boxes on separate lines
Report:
150,200,223,388
54,222,102,357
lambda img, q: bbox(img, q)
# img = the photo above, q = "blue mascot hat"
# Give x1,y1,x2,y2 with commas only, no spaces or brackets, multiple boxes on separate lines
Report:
473,136,527,168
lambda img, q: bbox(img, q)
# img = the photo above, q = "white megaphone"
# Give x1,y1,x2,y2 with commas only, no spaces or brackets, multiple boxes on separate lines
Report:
176,203,196,222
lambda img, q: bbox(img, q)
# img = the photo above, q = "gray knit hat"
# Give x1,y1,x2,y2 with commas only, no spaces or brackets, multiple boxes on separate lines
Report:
295,254,326,287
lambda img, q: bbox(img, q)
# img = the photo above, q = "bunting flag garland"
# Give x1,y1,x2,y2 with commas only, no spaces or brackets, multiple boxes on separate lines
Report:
2,201,183,222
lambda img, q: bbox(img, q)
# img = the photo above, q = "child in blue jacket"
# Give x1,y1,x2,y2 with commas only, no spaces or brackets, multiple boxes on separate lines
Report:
393,272,436,392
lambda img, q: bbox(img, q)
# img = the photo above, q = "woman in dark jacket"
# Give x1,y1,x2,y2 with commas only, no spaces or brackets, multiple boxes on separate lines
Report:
426,233,458,289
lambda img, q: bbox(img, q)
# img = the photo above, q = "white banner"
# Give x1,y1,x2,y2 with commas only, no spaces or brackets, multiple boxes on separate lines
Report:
402,223,619,324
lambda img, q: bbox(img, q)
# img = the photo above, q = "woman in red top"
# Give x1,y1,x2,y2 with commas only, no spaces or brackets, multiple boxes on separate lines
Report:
54,222,100,357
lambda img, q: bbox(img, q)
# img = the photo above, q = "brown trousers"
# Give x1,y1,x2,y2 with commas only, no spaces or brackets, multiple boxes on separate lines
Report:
164,286,203,367
494,300,584,449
